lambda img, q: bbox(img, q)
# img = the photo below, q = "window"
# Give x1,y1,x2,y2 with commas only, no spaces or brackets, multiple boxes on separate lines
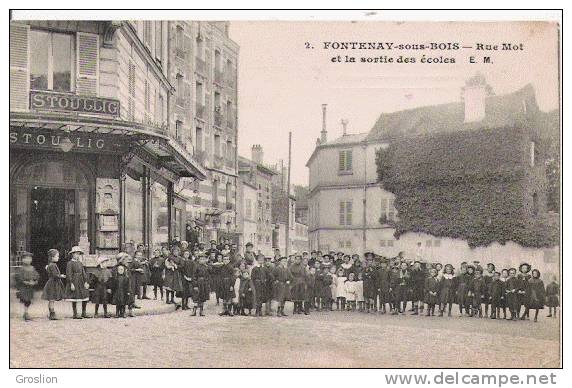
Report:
214,134,221,157
245,199,252,219
196,81,204,104
176,25,184,52
381,197,397,222
143,21,152,48
434,239,441,248
226,182,232,205
150,181,169,250
212,180,219,207
226,140,233,162
339,200,353,226
156,94,164,126
425,240,432,247
30,30,75,92
338,150,353,173
176,74,185,106
195,34,203,59
154,22,163,62
175,120,183,140
214,49,221,72
195,128,203,152
226,100,233,128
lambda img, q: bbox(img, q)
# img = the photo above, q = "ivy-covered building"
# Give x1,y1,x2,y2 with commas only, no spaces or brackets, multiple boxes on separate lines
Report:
307,80,559,276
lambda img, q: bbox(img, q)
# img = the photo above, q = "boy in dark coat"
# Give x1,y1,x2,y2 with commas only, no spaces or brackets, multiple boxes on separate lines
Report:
289,254,307,315
527,269,546,322
488,271,505,319
376,259,391,314
518,263,532,320
272,257,293,316
505,268,520,321
362,258,377,313
546,276,559,318
239,271,255,315
90,257,112,318
180,251,196,310
191,255,210,316
388,262,401,315
218,256,236,316
148,249,165,300
424,268,439,316
110,263,131,318
251,255,268,317
470,267,487,318
410,261,426,315
304,267,316,315
264,259,276,316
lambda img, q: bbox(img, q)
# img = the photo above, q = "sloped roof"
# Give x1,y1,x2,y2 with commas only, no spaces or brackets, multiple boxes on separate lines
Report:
323,133,369,146
366,84,540,141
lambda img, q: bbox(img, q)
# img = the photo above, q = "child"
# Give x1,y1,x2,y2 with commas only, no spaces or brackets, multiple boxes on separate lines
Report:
110,263,131,318
470,267,486,318
328,263,337,311
527,269,546,322
464,265,476,317
163,248,181,305
355,271,365,312
488,272,504,320
313,262,324,311
362,259,377,313
454,262,468,316
180,250,195,311
149,248,165,300
483,263,495,318
191,255,210,317
130,250,146,301
90,257,112,318
304,267,316,315
397,261,411,315
505,268,520,321
264,259,276,316
344,272,357,311
376,259,391,314
210,253,225,306
389,261,401,315
239,270,255,315
424,268,439,316
518,263,532,320
289,254,307,315
498,269,509,319
546,276,560,318
15,252,40,321
251,255,269,317
42,249,65,320
439,264,455,317
340,255,354,277
335,268,347,311
219,256,235,316
410,261,426,315
272,257,292,316
65,246,91,319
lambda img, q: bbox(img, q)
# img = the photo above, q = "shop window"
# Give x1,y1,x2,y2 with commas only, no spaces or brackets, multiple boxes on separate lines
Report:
151,181,169,250
30,30,74,92
124,174,143,246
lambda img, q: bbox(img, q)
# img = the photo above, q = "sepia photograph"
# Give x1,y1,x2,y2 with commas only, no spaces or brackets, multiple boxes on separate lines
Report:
7,9,562,372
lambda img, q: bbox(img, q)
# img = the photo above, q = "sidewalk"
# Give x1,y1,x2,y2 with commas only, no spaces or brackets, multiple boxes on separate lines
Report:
10,290,177,320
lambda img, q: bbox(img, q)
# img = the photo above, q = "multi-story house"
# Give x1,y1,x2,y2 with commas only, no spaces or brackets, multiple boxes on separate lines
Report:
237,146,276,255
168,21,239,243
9,20,206,279
307,83,558,277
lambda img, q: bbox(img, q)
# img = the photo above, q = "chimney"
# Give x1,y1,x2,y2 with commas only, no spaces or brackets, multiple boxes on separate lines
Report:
251,144,263,164
320,104,328,143
463,73,488,123
341,119,348,136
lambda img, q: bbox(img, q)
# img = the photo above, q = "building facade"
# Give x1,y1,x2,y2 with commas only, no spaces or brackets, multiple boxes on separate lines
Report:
307,84,559,277
237,147,276,256
166,21,240,244
236,179,258,253
9,20,206,279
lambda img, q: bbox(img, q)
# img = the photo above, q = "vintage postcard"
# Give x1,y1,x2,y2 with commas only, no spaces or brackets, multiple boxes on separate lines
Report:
8,9,561,375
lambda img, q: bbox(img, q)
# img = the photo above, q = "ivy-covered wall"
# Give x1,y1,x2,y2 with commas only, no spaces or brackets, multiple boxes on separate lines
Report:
376,126,558,248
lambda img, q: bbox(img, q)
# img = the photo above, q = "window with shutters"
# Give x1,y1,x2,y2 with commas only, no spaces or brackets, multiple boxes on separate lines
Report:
30,30,75,92
154,22,163,63
196,127,203,153
176,26,184,58
214,134,221,157
176,74,185,106
156,93,164,127
338,150,353,174
143,21,152,49
339,200,353,226
380,197,397,223
127,61,136,120
175,120,183,141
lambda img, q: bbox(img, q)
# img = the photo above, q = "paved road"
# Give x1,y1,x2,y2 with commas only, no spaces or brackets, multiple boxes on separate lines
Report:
10,298,560,368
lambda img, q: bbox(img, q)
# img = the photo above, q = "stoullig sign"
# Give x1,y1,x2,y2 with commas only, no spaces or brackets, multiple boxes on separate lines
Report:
29,91,120,117
9,129,127,154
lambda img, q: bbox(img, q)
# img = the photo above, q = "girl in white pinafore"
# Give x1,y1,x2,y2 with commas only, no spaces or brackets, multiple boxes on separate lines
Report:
335,268,347,311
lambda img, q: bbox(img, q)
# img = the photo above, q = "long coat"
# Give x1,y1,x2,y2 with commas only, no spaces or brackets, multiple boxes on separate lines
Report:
439,274,456,305
42,262,64,301
362,266,377,300
251,265,269,305
376,268,391,303
272,265,292,303
239,277,255,310
65,259,90,301
219,264,236,301
527,278,546,309
110,273,131,306
546,282,560,307
90,267,112,304
505,277,520,311
289,263,307,302
488,279,505,306
148,256,165,287
191,263,210,303
424,276,440,305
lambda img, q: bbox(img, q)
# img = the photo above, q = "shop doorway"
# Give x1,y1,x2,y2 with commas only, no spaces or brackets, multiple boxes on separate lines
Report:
30,187,78,282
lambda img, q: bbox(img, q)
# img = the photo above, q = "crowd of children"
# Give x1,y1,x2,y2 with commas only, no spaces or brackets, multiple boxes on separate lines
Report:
13,241,560,323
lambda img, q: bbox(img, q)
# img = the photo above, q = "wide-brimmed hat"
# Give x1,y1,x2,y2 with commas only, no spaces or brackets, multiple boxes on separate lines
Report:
519,262,532,273
69,246,84,255
115,252,129,261
97,256,111,265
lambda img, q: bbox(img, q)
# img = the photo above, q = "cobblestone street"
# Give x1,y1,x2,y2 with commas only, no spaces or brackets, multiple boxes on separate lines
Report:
10,296,560,368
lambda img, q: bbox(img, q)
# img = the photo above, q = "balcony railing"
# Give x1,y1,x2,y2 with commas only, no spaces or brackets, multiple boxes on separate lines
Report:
195,103,205,120
195,57,207,76
214,111,223,128
214,69,223,85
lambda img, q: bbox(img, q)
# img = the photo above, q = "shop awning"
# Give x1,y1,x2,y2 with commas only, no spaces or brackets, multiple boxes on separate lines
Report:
10,111,206,180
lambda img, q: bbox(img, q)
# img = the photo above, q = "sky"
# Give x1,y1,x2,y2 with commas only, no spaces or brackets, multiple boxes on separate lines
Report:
229,21,559,185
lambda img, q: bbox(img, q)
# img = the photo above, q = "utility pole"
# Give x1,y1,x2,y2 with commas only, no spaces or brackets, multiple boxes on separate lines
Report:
285,131,292,257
